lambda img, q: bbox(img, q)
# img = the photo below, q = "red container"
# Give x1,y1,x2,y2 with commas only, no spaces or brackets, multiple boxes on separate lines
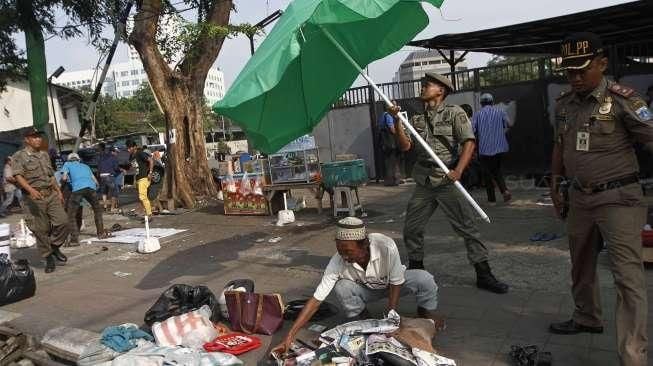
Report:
642,230,653,248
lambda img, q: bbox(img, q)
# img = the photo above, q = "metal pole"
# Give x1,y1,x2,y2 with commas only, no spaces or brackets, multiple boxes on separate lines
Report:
75,1,133,152
47,84,62,150
321,27,490,223
249,36,255,55
18,0,49,133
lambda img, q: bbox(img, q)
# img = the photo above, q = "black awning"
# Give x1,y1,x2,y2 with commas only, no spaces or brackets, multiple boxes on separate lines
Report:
410,0,653,55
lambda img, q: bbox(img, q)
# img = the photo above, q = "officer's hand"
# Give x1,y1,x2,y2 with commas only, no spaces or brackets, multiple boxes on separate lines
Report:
551,190,563,219
388,104,401,117
271,337,293,358
29,189,43,200
446,169,462,182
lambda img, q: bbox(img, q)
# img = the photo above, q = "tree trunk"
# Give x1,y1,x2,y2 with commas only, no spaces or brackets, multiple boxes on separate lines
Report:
157,78,217,208
129,0,231,208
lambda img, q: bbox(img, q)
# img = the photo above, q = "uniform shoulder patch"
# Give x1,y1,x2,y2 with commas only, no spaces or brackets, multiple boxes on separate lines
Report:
609,83,635,98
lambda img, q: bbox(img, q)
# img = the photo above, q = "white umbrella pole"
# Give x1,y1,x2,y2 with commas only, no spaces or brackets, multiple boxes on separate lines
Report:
321,27,490,223
144,216,150,239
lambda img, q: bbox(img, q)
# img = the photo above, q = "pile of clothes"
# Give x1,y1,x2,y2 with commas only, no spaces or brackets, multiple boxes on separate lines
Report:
38,283,262,366
275,311,456,366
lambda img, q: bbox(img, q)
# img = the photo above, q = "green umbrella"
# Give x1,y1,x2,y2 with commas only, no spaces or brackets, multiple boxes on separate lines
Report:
214,0,490,222
213,0,442,154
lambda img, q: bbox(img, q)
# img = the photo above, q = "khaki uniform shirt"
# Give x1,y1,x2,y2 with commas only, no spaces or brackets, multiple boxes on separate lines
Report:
554,78,653,186
409,103,476,185
11,147,55,190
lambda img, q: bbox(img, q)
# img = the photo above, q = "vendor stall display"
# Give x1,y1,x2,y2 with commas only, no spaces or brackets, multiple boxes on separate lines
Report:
221,173,268,215
268,135,320,184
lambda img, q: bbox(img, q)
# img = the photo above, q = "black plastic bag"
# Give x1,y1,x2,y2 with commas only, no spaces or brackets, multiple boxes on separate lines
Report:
144,284,220,326
0,254,36,306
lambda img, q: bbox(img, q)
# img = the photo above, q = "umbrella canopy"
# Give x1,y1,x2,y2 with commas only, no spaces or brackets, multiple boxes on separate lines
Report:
214,0,443,153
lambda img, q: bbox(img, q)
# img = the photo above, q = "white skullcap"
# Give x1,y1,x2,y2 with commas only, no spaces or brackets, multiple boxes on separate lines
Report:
335,217,367,241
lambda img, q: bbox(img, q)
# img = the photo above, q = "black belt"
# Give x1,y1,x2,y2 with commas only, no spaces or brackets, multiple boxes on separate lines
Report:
572,174,639,194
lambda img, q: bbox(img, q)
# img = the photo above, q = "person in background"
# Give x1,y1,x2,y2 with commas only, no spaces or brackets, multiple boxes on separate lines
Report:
460,104,473,119
272,217,443,356
646,85,653,109
471,93,512,204
0,157,22,217
97,143,122,212
378,101,402,186
61,153,108,245
127,140,154,222
217,139,230,162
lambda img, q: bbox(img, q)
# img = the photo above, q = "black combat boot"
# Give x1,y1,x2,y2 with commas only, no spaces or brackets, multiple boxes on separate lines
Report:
474,261,509,294
52,246,67,263
45,255,56,273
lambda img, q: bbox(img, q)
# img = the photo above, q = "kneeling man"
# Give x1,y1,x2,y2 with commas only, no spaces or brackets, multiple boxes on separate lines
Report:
273,217,442,354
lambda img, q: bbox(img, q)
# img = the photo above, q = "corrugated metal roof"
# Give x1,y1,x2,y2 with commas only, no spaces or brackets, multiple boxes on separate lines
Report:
410,1,652,55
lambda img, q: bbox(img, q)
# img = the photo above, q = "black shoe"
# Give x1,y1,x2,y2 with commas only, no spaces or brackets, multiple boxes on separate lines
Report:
52,246,67,263
408,260,425,270
475,261,509,294
549,319,603,335
45,255,56,273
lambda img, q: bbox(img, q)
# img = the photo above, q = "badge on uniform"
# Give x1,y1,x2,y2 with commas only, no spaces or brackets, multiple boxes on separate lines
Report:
635,106,653,122
576,131,590,151
599,96,612,114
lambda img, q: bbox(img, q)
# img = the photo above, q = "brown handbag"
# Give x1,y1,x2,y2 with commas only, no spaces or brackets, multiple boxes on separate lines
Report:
224,291,285,335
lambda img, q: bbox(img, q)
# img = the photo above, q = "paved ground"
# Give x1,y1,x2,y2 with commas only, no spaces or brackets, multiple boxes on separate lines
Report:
1,181,653,365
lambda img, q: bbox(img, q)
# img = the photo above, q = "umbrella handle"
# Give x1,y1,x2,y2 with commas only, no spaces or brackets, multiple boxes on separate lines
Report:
320,27,490,223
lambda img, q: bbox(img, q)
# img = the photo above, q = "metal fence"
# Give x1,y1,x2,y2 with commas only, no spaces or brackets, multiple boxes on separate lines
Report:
333,56,564,108
334,38,653,109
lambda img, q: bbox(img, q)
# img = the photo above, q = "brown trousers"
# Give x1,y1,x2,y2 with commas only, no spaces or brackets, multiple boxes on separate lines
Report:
567,183,647,366
23,190,70,257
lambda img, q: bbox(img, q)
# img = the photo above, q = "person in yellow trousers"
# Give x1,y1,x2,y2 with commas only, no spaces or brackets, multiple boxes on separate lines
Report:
126,140,154,223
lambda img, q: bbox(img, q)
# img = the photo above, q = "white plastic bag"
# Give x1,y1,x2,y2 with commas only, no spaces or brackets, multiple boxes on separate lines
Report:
239,172,252,196
225,175,237,193
10,219,35,249
252,175,263,196
151,305,218,348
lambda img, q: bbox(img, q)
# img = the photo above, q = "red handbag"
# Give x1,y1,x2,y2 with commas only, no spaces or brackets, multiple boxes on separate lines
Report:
204,333,261,355
224,291,284,335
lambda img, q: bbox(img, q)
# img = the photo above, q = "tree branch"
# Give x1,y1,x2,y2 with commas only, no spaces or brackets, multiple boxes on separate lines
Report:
179,0,232,92
129,0,173,102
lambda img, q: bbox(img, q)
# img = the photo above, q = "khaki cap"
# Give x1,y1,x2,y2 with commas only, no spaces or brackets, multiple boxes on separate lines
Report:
423,72,454,93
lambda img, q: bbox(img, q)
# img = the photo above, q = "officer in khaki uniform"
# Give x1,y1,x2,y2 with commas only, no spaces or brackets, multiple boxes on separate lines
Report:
11,128,69,273
550,33,653,366
391,73,509,294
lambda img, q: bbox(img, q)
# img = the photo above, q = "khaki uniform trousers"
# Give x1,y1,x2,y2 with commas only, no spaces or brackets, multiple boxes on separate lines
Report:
23,190,70,257
567,183,647,366
403,180,488,264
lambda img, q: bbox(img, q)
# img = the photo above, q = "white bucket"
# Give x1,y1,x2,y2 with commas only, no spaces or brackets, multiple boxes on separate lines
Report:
0,223,11,260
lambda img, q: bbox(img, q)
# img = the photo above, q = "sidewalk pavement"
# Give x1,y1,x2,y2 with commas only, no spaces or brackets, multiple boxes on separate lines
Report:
1,182,652,365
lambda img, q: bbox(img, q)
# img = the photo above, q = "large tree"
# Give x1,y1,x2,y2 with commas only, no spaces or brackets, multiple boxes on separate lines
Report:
129,0,252,208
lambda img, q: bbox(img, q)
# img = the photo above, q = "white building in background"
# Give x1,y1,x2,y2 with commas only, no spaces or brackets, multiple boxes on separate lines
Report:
395,50,468,82
0,78,84,142
54,60,225,106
